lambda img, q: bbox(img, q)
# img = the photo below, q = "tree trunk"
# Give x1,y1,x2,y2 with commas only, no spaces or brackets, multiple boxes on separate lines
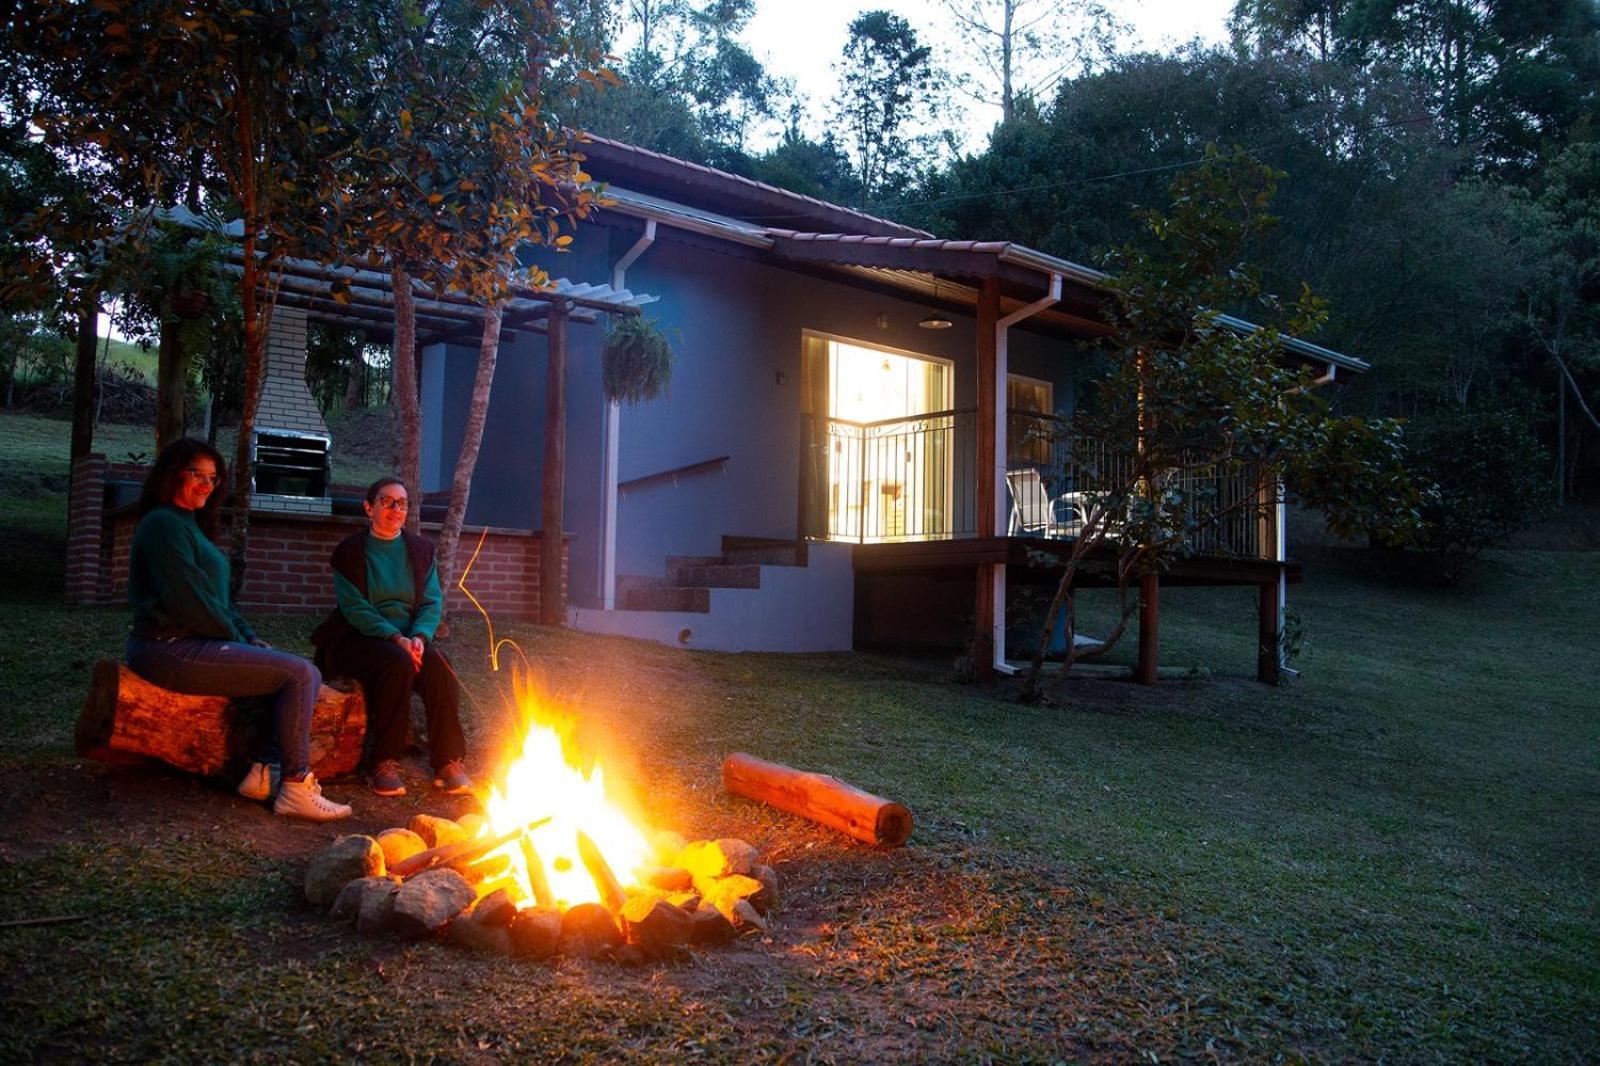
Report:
155,318,191,451
436,303,503,602
71,296,99,462
722,751,913,847
391,262,422,535
228,100,266,599
75,660,365,780
344,347,364,411
540,304,568,626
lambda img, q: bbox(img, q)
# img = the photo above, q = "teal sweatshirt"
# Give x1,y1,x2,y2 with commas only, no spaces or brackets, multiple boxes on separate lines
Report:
333,532,443,641
127,504,257,643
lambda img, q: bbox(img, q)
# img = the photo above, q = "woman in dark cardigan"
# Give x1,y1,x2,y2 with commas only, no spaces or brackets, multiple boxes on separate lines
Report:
312,477,471,797
124,438,351,822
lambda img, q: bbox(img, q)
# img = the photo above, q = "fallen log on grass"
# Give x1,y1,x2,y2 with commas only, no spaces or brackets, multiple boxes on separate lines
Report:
75,659,365,780
722,752,912,848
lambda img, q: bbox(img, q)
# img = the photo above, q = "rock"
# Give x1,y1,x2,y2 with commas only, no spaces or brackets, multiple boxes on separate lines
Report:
751,864,780,915
724,897,769,934
357,882,400,936
687,904,736,945
650,829,686,865
407,814,467,849
449,919,511,955
620,896,691,957
557,901,622,958
613,944,647,967
699,873,765,915
393,868,475,939
305,835,385,907
456,812,487,838
473,888,518,928
507,907,561,961
641,866,694,892
375,828,428,869
676,838,759,880
666,890,701,911
331,876,398,924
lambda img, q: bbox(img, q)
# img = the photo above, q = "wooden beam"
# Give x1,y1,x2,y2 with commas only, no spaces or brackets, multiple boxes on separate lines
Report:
972,278,1001,677
71,297,99,462
539,302,569,626
1136,573,1160,684
1257,582,1281,684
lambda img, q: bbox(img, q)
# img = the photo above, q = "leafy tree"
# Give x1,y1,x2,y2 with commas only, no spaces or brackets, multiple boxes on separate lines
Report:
1019,148,1421,699
937,0,1122,124
1406,409,1551,581
830,11,948,210
6,0,351,588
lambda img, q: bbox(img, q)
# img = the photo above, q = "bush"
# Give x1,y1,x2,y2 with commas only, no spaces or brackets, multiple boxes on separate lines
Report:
1407,410,1551,582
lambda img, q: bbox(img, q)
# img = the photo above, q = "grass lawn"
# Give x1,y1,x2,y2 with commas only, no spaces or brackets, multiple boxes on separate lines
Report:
0,411,1595,1061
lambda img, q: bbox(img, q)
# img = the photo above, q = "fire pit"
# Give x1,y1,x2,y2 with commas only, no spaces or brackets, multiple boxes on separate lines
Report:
303,677,776,963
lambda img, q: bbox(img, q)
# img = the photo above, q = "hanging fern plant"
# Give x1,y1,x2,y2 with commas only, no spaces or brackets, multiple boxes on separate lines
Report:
601,314,675,405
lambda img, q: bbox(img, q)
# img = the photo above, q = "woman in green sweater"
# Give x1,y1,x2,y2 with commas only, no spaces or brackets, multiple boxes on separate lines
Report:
311,477,470,798
125,439,351,822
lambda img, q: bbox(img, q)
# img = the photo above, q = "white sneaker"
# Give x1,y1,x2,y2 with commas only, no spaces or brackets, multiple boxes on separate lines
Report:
237,761,281,802
272,773,353,822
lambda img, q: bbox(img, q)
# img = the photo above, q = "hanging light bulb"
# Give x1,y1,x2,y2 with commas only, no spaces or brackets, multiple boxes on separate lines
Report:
919,277,954,329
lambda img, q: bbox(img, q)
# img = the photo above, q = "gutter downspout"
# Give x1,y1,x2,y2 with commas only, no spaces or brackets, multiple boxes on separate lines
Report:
602,220,657,611
1277,362,1336,677
988,273,1063,676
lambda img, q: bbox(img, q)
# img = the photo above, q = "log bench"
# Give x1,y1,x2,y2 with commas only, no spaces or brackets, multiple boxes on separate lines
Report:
75,660,366,781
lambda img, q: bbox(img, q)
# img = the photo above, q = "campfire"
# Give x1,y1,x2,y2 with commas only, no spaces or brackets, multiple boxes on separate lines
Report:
304,675,777,963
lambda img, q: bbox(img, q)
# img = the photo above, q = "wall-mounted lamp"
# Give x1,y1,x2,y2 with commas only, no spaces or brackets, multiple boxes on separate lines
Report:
918,279,954,329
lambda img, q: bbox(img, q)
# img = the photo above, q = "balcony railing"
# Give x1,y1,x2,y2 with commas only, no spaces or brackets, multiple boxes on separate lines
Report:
803,410,1269,558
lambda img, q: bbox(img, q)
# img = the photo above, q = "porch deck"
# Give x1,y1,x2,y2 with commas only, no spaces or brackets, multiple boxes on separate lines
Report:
848,535,1301,587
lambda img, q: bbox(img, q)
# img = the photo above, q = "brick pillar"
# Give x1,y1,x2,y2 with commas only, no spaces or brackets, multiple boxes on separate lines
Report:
65,453,108,605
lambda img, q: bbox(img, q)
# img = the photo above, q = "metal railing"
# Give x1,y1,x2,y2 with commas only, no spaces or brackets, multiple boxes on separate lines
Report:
803,409,1269,557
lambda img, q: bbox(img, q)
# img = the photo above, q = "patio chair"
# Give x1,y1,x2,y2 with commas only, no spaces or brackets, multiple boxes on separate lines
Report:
1005,468,1086,539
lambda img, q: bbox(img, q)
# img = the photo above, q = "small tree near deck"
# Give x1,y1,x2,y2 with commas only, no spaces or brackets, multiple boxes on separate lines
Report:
1020,147,1421,701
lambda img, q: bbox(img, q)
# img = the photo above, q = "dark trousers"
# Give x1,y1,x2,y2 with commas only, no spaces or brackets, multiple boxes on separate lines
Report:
326,634,465,769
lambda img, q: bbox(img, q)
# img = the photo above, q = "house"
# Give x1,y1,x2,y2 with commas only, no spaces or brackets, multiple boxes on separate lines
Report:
411,136,1367,679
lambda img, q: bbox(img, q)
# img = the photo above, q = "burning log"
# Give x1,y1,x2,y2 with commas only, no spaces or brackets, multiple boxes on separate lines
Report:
391,817,551,880
518,835,556,910
75,660,364,780
721,752,913,848
575,829,628,913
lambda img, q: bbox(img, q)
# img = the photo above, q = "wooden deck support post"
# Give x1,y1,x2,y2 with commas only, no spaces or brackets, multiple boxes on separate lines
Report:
972,277,1002,676
1257,582,1281,684
71,296,99,462
1136,573,1160,684
540,302,569,626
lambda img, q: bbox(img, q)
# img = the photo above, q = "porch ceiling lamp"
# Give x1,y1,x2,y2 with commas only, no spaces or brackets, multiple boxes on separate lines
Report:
919,279,954,329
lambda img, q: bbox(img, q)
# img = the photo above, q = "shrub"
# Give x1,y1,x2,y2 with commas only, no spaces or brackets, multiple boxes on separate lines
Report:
1407,410,1551,582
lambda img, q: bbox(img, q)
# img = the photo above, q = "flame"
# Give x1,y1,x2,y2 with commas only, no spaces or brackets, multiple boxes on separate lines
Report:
478,673,653,909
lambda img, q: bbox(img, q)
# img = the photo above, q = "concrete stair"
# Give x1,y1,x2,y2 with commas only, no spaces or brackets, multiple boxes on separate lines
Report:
617,537,803,612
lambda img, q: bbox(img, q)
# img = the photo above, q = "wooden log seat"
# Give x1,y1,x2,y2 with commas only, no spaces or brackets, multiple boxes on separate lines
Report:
722,751,913,848
75,660,366,780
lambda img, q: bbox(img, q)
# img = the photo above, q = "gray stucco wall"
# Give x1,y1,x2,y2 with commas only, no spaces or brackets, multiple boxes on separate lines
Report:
422,223,1090,609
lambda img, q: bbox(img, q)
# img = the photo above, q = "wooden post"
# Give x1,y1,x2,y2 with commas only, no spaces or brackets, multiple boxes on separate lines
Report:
1136,573,1159,684
972,277,1001,677
155,318,189,451
71,297,99,463
1257,582,1280,684
540,303,569,626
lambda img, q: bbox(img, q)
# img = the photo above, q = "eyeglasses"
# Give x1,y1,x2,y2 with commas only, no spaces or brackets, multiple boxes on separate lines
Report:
375,497,409,511
183,468,220,487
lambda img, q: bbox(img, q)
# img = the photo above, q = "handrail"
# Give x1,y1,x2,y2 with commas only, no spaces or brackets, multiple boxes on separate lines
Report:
617,455,730,496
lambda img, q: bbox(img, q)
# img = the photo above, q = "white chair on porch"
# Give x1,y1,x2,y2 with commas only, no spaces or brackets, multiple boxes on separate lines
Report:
1006,468,1087,539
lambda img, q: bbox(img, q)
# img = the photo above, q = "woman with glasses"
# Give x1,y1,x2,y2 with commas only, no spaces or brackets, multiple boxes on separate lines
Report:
311,477,471,798
124,438,352,821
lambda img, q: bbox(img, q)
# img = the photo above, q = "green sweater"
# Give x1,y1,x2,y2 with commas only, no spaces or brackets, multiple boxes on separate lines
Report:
333,532,443,641
127,504,256,643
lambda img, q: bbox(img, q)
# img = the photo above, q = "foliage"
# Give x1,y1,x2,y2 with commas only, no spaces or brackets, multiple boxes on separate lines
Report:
107,214,241,368
830,11,949,209
601,314,676,405
1021,147,1423,698
1406,409,1552,581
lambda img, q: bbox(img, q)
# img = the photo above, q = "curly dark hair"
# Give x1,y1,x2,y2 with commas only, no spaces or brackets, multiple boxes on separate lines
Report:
138,438,227,540
365,476,408,504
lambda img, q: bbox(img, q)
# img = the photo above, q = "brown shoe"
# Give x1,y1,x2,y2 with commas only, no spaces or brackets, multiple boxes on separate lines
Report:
367,759,406,797
433,759,471,795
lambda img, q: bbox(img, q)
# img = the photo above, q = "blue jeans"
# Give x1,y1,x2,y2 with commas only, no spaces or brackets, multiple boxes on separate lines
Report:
126,636,320,779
